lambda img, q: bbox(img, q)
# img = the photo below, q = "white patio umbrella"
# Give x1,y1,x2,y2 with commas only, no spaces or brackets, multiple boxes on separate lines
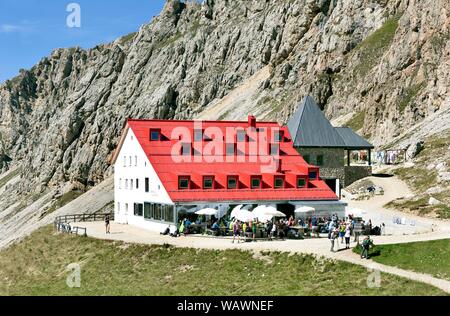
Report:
230,204,243,219
295,206,315,214
234,209,256,223
252,205,285,221
263,206,286,217
345,207,367,217
195,208,218,216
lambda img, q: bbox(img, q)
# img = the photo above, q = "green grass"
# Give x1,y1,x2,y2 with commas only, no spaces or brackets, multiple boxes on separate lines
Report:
354,15,401,77
0,226,445,296
353,239,450,281
118,32,136,45
0,168,20,189
398,82,426,112
44,190,84,216
388,130,450,218
345,111,366,131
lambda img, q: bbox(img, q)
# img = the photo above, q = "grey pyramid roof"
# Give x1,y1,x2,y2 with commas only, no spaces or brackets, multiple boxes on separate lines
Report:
287,96,346,147
287,96,373,149
335,127,374,149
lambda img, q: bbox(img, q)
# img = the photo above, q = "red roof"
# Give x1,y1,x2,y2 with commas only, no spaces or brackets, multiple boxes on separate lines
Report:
123,117,338,203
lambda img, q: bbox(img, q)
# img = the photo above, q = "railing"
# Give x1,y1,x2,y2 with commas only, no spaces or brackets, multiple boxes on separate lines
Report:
56,222,87,237
54,212,114,225
54,212,114,237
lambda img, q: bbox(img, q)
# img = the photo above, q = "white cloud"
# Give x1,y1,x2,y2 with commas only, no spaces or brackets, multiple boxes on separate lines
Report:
0,24,22,33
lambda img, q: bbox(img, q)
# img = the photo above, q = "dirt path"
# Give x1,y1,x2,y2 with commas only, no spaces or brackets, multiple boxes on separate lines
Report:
344,175,450,235
74,221,450,293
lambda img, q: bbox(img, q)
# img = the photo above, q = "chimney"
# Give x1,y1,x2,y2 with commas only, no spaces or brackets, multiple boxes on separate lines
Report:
248,115,256,128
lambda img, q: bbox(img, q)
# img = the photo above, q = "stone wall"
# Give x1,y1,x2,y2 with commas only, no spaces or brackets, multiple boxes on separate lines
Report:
296,147,344,169
344,166,372,187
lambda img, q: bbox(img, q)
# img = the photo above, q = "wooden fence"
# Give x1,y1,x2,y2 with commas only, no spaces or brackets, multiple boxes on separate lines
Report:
54,212,114,237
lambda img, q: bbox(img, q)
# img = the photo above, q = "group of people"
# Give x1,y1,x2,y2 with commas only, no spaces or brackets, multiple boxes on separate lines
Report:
328,219,352,252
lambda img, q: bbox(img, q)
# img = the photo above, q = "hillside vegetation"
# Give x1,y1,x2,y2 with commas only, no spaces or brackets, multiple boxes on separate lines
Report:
386,131,450,218
0,226,445,296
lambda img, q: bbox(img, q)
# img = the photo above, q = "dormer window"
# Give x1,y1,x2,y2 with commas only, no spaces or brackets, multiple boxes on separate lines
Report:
251,177,261,189
297,177,306,188
274,177,284,189
309,171,318,180
178,177,190,190
226,143,235,156
150,129,160,141
270,143,280,156
194,129,203,142
274,130,284,142
227,176,238,189
181,143,191,156
203,176,214,189
237,130,246,142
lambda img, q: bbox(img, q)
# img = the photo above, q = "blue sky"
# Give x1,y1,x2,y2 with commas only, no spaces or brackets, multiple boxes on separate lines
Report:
0,0,166,83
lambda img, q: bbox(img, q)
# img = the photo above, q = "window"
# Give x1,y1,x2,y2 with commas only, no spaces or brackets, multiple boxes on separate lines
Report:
316,155,324,166
135,156,138,167
154,204,162,221
194,129,203,142
303,154,310,164
228,177,237,189
270,143,280,156
117,203,120,214
145,178,150,193
237,130,246,142
275,177,284,189
297,178,306,188
226,143,235,156
309,171,317,180
125,203,129,215
181,143,191,156
136,178,139,190
274,130,283,142
130,179,134,190
144,202,153,219
129,156,132,167
251,177,261,189
134,203,143,217
123,156,126,167
178,177,190,190
125,179,129,190
203,177,214,189
119,178,122,189
150,130,160,141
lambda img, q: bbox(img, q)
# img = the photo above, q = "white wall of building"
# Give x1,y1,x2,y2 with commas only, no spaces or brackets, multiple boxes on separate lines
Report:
114,128,174,232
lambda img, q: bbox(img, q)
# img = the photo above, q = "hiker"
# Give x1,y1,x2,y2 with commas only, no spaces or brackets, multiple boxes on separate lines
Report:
339,221,346,244
169,224,179,237
361,235,373,259
232,220,241,244
252,221,257,241
344,224,351,249
329,227,339,252
270,221,277,240
105,214,110,234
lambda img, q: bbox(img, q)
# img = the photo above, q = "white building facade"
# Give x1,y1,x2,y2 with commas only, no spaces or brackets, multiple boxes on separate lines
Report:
114,128,175,232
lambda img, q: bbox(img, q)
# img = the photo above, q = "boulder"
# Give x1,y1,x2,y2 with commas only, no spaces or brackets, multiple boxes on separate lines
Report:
406,141,425,160
438,172,450,183
428,197,442,206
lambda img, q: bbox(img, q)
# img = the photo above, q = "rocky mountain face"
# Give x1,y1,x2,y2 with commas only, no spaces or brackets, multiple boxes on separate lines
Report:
0,0,449,209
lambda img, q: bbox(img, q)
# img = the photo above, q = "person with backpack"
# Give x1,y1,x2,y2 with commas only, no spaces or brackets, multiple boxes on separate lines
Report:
344,224,351,249
232,220,241,244
329,227,339,252
361,236,373,259
105,214,110,234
